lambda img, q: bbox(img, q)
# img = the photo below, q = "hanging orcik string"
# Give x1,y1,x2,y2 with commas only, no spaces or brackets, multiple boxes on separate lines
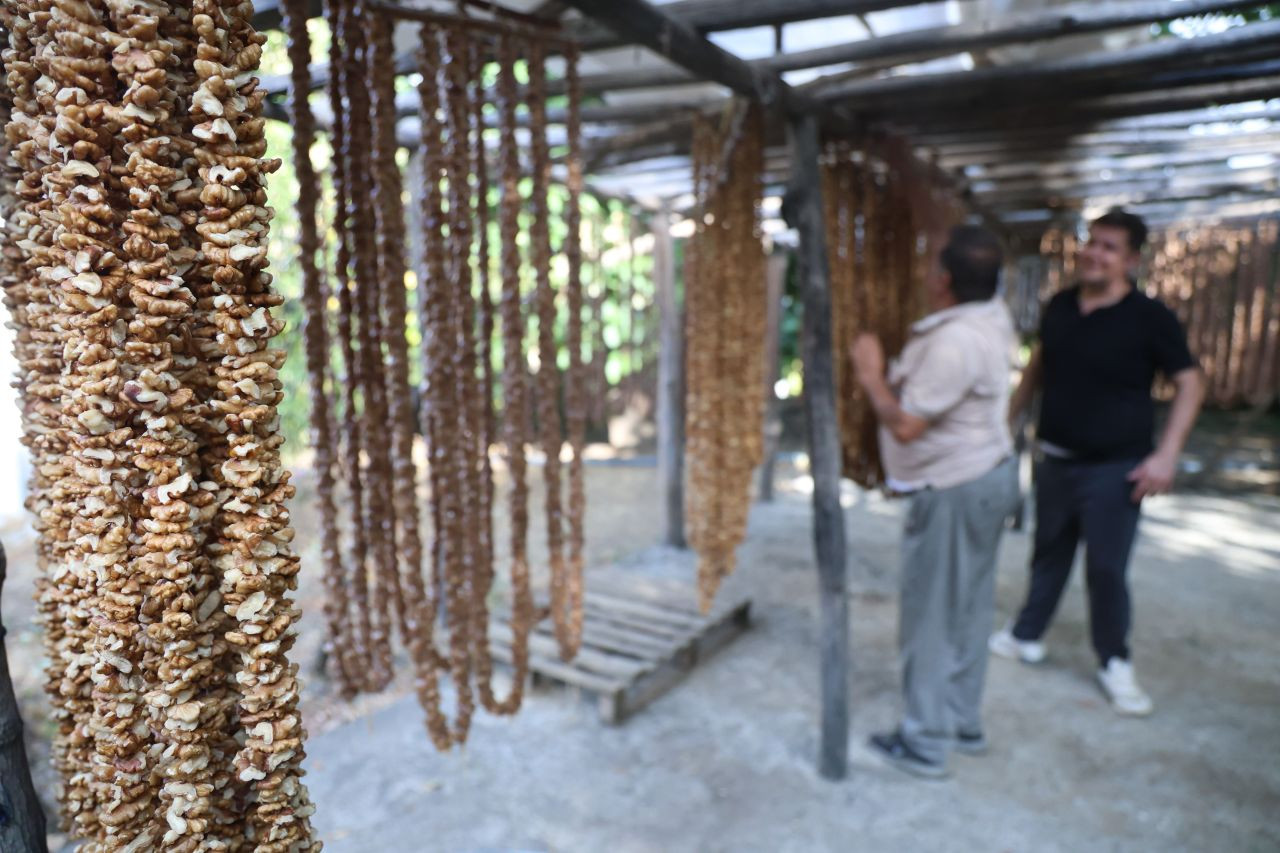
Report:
821,137,966,489
684,102,768,612
292,0,588,750
1,0,321,848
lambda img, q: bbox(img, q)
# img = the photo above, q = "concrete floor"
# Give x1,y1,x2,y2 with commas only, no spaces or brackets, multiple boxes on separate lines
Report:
300,476,1280,853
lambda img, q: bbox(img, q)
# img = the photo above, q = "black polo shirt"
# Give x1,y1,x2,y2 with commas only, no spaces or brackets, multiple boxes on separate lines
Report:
1038,285,1196,462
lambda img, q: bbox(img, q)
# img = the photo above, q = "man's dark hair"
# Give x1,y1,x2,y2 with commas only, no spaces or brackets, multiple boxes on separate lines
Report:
1091,208,1148,252
940,224,1003,304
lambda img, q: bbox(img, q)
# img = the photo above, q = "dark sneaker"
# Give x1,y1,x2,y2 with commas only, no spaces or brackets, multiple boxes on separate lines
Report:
867,731,949,779
953,730,988,756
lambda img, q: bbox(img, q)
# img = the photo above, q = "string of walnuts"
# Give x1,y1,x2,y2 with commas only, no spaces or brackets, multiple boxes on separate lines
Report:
684,103,767,612
1,0,321,849
821,137,961,490
291,8,589,751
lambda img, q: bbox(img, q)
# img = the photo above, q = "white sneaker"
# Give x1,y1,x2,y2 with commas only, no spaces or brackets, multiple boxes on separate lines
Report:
988,625,1046,664
1097,658,1154,716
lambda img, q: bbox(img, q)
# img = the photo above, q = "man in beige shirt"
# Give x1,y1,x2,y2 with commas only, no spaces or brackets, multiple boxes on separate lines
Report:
851,224,1019,779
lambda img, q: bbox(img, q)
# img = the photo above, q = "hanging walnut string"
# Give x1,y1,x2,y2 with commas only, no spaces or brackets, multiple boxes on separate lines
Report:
527,39,572,659
418,24,478,744
284,7,588,750
562,41,587,659
327,0,378,697
284,0,358,698
2,0,321,848
343,0,396,692
469,35,497,629
110,0,217,845
1,2,88,834
821,138,963,489
437,23,482,740
588,208,611,429
684,103,767,611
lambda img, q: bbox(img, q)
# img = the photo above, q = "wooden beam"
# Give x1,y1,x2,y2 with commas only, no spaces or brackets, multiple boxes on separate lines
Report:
251,0,322,31
993,194,1280,225
818,19,1280,109
976,174,1280,210
556,0,810,115
891,74,1280,135
784,113,849,782
973,163,1280,197
943,134,1280,174
654,206,687,549
1120,196,1280,224
553,0,1254,99
935,128,1280,166
969,145,1280,183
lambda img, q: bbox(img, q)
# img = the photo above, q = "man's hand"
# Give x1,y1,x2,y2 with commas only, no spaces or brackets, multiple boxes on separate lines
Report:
1127,451,1177,501
851,333,885,384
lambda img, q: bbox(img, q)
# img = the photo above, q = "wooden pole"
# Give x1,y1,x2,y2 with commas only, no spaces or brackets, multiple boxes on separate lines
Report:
758,252,787,503
0,542,49,853
787,113,849,781
654,205,687,548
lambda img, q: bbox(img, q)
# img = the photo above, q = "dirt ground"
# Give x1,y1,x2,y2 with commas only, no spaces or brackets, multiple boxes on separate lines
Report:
4,437,1279,852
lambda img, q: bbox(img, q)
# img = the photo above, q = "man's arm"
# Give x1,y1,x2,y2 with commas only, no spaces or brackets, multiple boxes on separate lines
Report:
1008,345,1041,427
1127,367,1205,500
850,334,928,444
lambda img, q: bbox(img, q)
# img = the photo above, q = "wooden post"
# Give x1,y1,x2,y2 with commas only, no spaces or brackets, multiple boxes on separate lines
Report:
654,205,687,548
0,543,49,852
786,113,849,781
758,251,787,503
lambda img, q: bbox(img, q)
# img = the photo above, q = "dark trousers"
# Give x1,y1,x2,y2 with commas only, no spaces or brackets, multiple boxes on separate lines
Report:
1011,456,1142,665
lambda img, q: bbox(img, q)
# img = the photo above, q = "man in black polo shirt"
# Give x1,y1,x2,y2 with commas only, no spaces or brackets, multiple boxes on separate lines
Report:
990,209,1204,716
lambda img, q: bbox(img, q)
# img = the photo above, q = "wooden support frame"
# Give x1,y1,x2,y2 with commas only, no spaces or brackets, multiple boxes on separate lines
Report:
558,0,852,780
915,104,1280,148
654,206,687,549
937,130,1280,169
785,114,849,781
569,0,952,52
549,0,1252,99
893,74,1280,137
818,18,1280,108
366,0,575,44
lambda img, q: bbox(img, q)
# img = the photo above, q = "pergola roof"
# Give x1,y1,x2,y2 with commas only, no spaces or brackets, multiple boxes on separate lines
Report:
254,0,1280,233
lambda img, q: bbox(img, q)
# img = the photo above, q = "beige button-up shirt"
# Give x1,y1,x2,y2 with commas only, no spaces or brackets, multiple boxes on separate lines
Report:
879,298,1016,492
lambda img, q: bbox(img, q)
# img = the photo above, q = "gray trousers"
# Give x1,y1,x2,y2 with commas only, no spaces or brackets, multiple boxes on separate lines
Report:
899,456,1019,764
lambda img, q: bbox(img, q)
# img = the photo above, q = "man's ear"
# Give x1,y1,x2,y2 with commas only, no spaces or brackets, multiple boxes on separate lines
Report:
938,267,954,295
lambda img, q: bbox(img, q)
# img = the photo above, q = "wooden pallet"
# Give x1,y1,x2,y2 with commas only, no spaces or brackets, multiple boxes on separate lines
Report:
488,572,751,724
